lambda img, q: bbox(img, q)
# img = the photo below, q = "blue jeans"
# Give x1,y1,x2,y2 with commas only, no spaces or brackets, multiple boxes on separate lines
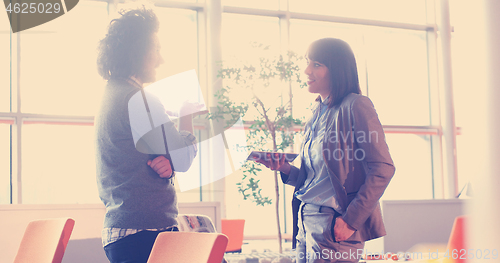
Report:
104,227,178,263
296,203,364,263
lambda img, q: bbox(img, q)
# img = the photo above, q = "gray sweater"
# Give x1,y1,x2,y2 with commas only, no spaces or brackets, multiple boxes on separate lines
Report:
95,78,196,229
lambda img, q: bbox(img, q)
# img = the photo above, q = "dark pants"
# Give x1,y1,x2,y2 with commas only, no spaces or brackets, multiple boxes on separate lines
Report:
296,203,364,263
104,228,178,263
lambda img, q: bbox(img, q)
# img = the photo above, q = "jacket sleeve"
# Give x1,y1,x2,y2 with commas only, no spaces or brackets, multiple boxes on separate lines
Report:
342,96,395,230
280,164,301,187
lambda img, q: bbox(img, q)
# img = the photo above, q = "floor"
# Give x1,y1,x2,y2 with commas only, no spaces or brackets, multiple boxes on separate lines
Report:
240,239,294,254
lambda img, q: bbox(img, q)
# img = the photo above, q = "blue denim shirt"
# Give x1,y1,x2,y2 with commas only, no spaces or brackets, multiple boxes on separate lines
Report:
295,98,343,213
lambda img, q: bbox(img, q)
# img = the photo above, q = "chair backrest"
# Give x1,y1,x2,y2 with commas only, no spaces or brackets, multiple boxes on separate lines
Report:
147,232,228,263
447,215,468,263
221,219,245,253
13,217,75,263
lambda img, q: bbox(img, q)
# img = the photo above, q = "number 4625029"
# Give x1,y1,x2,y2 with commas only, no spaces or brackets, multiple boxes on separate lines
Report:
444,249,498,260
5,2,61,14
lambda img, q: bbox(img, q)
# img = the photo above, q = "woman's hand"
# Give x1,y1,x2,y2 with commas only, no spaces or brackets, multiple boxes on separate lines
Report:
333,217,356,242
148,156,173,178
253,153,292,175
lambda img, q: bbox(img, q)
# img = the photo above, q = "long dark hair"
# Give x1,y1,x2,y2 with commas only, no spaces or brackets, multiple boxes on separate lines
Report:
97,7,159,80
307,38,362,107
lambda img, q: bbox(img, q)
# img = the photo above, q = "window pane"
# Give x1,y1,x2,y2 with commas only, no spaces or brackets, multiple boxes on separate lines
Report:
290,21,430,126
225,129,286,237
382,133,434,200
1,17,10,112
222,14,281,121
0,124,10,204
151,8,198,81
289,0,427,24
22,124,99,204
20,1,108,116
364,27,430,126
456,134,482,198
222,0,279,10
451,0,488,196
290,20,365,62
222,14,280,60
225,162,283,236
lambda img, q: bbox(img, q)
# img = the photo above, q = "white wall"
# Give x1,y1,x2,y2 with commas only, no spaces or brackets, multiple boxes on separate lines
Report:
382,199,469,253
469,1,500,262
452,0,500,261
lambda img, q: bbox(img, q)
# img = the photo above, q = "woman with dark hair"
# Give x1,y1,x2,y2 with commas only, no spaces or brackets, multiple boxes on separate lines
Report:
95,7,200,263
255,38,395,262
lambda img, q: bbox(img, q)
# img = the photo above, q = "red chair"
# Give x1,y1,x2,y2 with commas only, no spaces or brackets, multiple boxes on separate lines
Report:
221,219,245,253
147,232,228,263
447,215,468,263
14,217,75,263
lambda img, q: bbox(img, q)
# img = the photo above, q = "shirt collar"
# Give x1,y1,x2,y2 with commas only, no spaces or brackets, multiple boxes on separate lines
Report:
320,96,330,107
126,76,143,89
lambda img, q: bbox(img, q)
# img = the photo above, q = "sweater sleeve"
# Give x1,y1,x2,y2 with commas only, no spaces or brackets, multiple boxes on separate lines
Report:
342,96,395,230
130,90,198,173
164,124,198,172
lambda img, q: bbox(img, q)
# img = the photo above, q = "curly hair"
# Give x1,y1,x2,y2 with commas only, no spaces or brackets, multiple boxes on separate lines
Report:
307,38,362,107
97,7,159,80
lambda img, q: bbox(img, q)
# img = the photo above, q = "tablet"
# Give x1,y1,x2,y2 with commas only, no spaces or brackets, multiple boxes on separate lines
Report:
247,151,298,162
